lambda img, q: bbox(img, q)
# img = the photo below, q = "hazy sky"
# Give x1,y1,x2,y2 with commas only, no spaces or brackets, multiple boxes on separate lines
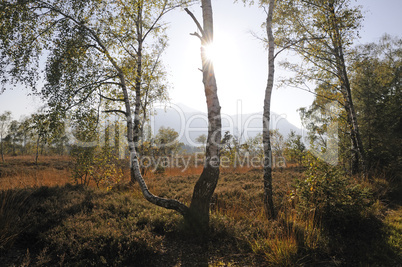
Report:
1,0,401,127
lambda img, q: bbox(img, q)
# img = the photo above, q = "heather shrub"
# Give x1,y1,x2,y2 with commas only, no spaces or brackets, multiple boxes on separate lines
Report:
0,190,32,251
39,190,180,266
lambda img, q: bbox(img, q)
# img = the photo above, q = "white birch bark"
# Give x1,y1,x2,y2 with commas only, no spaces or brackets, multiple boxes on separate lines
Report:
185,0,222,233
262,0,276,219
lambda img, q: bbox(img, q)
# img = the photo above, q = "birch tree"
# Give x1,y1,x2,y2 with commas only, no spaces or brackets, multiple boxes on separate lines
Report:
1,0,222,235
275,0,367,174
0,111,12,162
262,0,276,219
184,0,222,233
241,0,278,219
1,0,179,168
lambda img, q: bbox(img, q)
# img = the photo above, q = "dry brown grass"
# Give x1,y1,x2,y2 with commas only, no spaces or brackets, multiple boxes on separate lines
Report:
0,169,71,190
0,156,71,190
0,155,399,266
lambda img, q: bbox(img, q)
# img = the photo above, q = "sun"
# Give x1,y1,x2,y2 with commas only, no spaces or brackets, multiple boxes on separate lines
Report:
203,42,218,63
182,29,240,89
201,32,238,71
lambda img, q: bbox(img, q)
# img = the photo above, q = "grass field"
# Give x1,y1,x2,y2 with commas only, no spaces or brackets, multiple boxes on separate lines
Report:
0,156,401,266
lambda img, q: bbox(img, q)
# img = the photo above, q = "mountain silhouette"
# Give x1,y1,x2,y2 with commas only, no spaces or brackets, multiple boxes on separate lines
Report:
148,103,303,146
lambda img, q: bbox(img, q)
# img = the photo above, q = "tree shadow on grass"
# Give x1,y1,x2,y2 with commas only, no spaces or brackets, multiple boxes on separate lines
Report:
324,214,401,266
0,184,97,262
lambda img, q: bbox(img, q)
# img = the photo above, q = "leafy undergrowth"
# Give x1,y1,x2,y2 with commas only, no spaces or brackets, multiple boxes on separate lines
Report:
0,158,401,266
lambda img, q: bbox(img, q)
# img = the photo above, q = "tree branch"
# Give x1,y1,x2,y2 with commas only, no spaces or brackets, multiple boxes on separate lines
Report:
190,32,202,40
103,109,127,116
184,8,204,38
99,94,125,102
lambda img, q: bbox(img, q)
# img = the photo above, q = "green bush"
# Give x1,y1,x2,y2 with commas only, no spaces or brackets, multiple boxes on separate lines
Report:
71,145,123,189
292,160,374,235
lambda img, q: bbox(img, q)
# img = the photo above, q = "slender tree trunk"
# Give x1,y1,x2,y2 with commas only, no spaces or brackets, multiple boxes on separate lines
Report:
330,3,367,174
344,98,360,174
262,0,276,220
35,136,40,164
132,3,143,183
185,0,222,234
1,135,4,163
337,53,367,175
344,84,366,174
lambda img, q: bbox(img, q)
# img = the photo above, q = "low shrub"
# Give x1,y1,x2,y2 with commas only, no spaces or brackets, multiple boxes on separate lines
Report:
291,161,375,236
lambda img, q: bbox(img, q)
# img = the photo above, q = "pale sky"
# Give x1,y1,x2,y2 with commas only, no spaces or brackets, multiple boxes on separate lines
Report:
1,0,401,127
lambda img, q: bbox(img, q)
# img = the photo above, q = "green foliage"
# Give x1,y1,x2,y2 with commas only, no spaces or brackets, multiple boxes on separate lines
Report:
1,0,178,119
0,111,12,162
70,110,123,188
220,131,242,167
71,143,123,189
276,0,367,173
292,160,374,235
195,134,207,152
154,126,183,155
351,34,402,176
284,130,306,167
70,146,97,186
243,132,263,158
384,207,402,261
275,0,363,88
138,126,183,175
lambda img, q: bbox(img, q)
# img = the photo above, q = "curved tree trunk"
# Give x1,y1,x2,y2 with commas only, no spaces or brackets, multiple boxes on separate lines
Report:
118,66,190,215
122,0,222,236
262,0,276,220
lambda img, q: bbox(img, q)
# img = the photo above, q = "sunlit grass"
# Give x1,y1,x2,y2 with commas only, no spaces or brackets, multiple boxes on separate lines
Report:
0,155,71,190
385,207,402,260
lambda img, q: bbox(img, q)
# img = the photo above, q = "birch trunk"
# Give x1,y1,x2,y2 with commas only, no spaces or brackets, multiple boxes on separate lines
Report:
99,39,189,215
330,3,367,174
132,42,143,183
262,0,276,220
132,3,143,183
119,67,189,215
1,135,4,163
185,0,222,234
89,0,222,235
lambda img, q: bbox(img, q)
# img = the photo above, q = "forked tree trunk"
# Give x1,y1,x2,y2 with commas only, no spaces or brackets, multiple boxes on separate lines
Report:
98,0,221,237
262,0,276,220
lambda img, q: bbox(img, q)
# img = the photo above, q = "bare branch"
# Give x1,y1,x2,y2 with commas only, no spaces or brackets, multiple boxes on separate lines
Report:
184,8,204,38
190,32,202,40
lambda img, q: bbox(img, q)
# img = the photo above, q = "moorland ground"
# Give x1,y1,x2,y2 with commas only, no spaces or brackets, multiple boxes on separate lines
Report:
0,156,401,266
